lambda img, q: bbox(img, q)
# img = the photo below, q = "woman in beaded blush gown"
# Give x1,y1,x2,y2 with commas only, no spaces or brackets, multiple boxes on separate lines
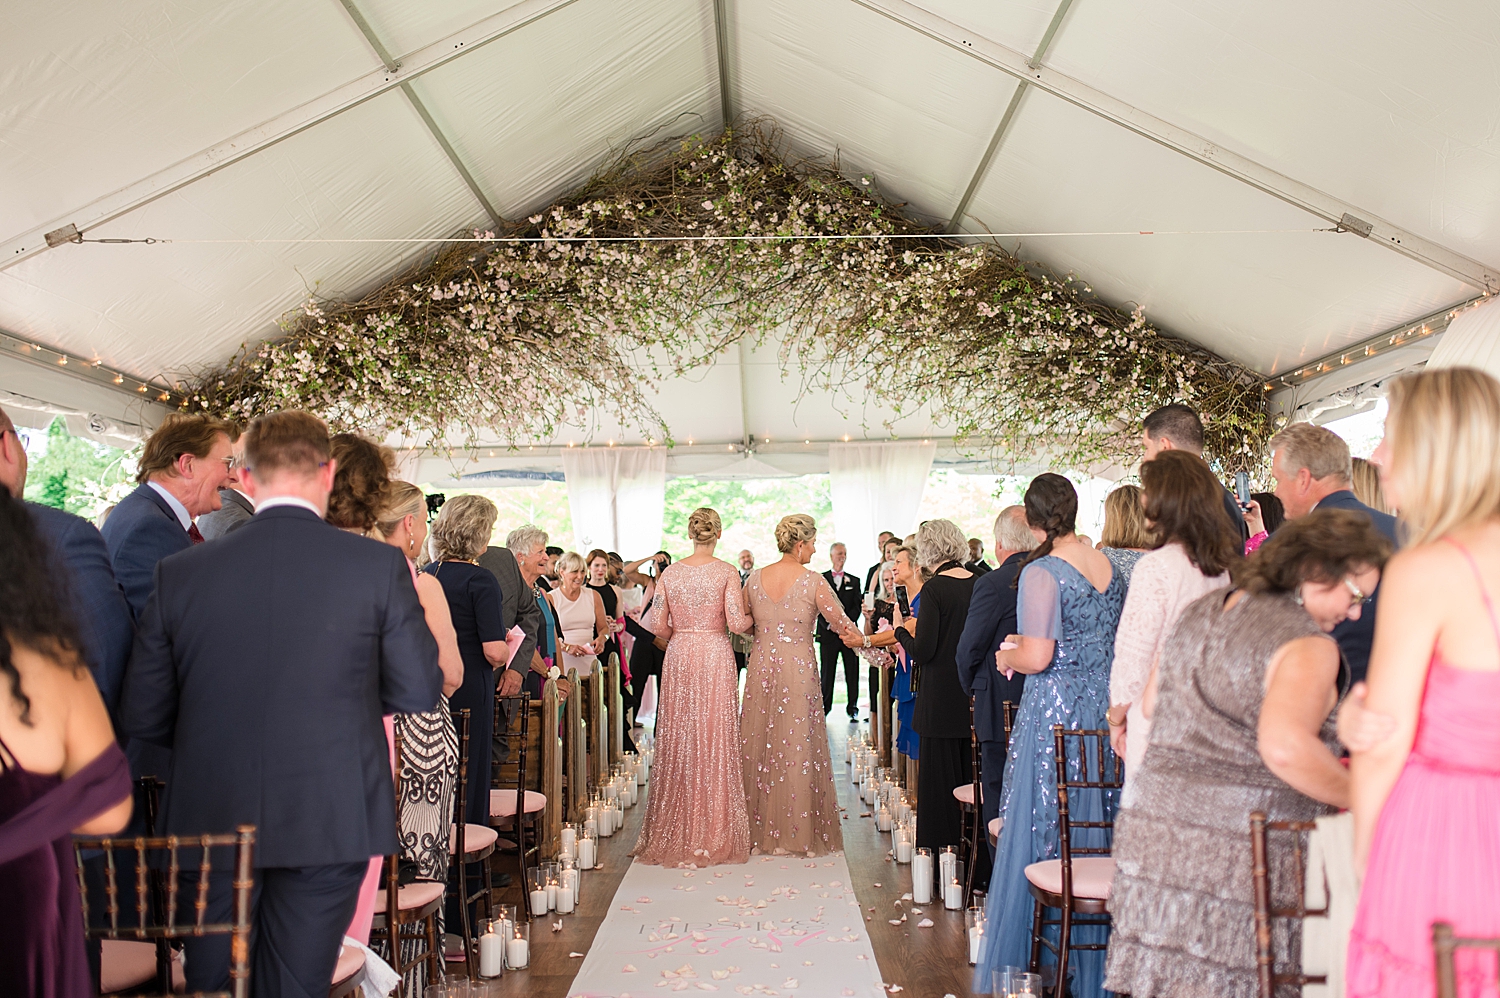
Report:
741,515,866,857
632,508,755,866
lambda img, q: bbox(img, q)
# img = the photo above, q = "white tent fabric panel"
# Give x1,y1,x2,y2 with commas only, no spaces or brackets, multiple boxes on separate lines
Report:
730,0,1011,224
1040,0,1500,266
0,0,376,237
1,90,479,380
407,0,723,219
958,88,1473,373
1429,297,1500,377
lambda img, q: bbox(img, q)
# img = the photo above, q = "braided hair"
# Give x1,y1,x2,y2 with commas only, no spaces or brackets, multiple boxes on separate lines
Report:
0,488,86,725
1012,473,1079,587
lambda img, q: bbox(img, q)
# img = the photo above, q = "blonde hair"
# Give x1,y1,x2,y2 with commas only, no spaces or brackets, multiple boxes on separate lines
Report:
1100,484,1153,549
915,518,967,568
429,494,498,561
1350,457,1390,515
687,507,722,543
774,514,817,553
1385,366,1500,546
1270,421,1353,483
555,551,586,576
375,482,426,538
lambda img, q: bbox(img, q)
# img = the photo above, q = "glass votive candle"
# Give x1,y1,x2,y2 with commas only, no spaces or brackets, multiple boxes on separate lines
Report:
527,866,548,916
966,906,985,965
939,845,958,884
578,827,598,869
505,919,530,969
911,847,934,904
944,873,964,910
542,862,560,909
560,822,578,861
875,802,892,832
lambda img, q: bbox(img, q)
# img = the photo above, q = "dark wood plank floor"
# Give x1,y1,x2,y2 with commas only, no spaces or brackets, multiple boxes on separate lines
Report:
480,720,978,998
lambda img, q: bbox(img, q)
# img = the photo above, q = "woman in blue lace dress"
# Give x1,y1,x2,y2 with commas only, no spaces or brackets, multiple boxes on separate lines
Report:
975,474,1124,997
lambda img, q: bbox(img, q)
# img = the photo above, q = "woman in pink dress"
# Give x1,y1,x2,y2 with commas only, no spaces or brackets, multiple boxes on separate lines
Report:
632,508,755,866
1346,367,1500,998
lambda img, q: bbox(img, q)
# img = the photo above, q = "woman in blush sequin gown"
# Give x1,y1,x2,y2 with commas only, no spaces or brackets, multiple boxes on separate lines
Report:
741,514,865,857
632,508,755,867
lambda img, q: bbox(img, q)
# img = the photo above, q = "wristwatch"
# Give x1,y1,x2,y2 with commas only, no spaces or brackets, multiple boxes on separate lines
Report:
863,634,871,648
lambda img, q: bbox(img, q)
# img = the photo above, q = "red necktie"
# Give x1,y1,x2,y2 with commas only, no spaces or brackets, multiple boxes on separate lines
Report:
188,523,205,544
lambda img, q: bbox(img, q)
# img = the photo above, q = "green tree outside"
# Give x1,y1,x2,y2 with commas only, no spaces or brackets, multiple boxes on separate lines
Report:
21,418,135,517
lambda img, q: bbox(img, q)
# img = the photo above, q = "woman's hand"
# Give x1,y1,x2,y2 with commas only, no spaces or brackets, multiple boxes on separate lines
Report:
1244,499,1265,536
900,616,917,635
1337,682,1398,753
1107,705,1128,757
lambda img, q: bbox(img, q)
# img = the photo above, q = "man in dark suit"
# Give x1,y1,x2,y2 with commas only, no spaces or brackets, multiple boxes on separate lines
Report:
1271,422,1398,683
198,431,255,540
0,406,135,720
965,538,993,575
121,410,441,998
1142,403,1248,543
101,413,234,618
479,534,543,769
818,542,864,718
955,506,1037,856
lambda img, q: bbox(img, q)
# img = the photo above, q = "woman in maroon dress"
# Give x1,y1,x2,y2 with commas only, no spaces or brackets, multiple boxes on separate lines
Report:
0,488,133,998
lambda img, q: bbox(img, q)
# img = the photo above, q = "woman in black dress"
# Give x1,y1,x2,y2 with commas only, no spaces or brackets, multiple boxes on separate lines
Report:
585,548,623,667
421,494,510,827
898,518,977,851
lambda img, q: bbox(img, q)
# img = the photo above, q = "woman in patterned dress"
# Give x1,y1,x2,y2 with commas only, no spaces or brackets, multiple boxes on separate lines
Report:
740,514,865,856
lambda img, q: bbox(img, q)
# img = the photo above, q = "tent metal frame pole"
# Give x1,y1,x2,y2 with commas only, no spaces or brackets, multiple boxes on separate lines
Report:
713,0,735,130
0,327,182,410
334,0,506,231
944,0,1075,234
1,0,584,270
854,0,1499,292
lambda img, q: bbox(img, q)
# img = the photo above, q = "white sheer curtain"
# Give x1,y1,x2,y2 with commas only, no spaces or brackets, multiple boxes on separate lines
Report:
828,440,936,576
1429,297,1500,376
561,447,667,557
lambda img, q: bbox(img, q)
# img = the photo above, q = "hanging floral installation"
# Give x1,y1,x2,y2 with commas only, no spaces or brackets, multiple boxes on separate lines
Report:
184,122,1270,470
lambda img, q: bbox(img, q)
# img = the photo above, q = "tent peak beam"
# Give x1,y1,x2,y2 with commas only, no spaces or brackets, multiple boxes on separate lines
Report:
858,0,1500,292
333,0,505,231
1,0,584,271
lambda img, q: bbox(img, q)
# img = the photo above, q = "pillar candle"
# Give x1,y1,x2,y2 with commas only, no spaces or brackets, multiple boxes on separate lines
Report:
968,926,983,965
945,880,963,910
560,826,577,858
529,888,548,917
479,923,503,977
506,936,529,969
911,850,933,904
555,885,575,913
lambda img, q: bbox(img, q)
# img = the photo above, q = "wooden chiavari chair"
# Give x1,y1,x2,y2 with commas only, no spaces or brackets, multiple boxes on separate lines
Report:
1432,922,1500,998
371,727,443,991
447,707,497,977
1249,811,1327,998
490,692,546,906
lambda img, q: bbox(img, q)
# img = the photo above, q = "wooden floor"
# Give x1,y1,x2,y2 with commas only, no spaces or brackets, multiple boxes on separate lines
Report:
480,719,979,998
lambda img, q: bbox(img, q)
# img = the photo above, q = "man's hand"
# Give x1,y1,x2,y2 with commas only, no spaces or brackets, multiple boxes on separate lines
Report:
498,669,524,697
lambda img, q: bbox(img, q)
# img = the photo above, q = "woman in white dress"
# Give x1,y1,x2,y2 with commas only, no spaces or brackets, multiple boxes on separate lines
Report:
547,552,609,677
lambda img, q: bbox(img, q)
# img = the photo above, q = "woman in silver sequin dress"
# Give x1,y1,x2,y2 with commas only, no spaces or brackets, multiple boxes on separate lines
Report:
632,508,755,866
741,514,864,857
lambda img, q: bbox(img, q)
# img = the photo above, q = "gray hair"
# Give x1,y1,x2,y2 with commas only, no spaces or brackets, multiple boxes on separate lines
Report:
506,523,548,556
1270,422,1353,483
873,560,897,600
429,493,498,561
994,505,1036,554
915,518,968,569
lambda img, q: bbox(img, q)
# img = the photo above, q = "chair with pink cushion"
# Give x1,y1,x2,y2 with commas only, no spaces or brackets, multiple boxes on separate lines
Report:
1024,726,1121,996
448,707,499,977
74,825,256,998
328,944,367,998
489,693,546,904
956,699,1018,904
370,728,443,990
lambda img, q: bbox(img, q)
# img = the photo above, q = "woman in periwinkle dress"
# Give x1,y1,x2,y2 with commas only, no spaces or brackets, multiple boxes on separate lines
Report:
741,514,866,856
975,474,1124,997
632,508,754,867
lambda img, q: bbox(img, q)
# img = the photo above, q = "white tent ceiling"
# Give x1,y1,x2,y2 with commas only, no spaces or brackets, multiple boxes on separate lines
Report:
3,0,1497,472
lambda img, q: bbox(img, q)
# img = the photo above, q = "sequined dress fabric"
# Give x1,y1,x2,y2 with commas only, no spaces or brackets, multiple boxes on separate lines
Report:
632,560,754,866
741,569,855,856
975,556,1124,998
1104,590,1332,998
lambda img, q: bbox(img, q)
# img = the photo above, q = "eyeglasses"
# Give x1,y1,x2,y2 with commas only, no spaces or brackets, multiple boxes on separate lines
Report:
1343,577,1370,607
221,456,236,471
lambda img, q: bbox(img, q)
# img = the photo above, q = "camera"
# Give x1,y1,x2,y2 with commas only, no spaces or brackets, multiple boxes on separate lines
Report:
425,493,446,520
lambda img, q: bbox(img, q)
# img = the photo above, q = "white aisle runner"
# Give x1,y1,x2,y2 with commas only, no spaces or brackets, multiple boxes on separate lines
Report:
567,853,888,998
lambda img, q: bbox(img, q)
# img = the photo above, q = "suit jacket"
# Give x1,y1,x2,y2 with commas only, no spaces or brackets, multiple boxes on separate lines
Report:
1315,490,1399,684
965,559,992,575
101,483,193,621
477,546,541,676
197,489,254,541
954,551,1029,742
27,502,135,719
120,505,441,868
817,570,863,641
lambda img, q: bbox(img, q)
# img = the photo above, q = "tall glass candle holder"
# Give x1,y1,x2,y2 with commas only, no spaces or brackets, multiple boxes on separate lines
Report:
527,867,549,916
505,920,530,969
966,907,985,965
911,847,934,904
578,826,598,869
560,822,578,862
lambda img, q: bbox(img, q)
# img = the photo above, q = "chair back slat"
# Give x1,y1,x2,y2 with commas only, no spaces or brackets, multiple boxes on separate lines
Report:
1249,811,1329,998
1049,726,1121,865
1433,922,1500,998
73,826,256,998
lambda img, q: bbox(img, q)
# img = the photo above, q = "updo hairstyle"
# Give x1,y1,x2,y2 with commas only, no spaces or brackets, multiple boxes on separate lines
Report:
1235,508,1391,595
326,433,395,532
687,507,723,543
775,514,818,554
375,481,426,538
1015,473,1079,581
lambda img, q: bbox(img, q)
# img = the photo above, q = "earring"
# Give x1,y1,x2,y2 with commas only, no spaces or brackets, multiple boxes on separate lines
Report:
1292,587,1305,607
408,536,417,555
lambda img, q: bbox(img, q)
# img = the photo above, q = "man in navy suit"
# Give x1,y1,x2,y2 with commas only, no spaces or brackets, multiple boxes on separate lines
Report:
818,542,865,718
101,412,234,619
1271,422,1398,684
122,410,441,998
954,506,1037,856
0,406,134,720
1142,403,1249,543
